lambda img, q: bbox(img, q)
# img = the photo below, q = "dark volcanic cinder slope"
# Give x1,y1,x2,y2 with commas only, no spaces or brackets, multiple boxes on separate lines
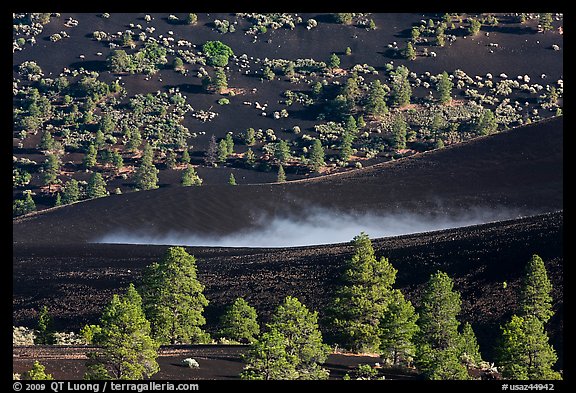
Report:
12,116,562,244
13,211,563,366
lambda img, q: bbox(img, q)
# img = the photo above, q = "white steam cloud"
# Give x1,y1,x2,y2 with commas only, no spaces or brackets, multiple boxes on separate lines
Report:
94,206,527,248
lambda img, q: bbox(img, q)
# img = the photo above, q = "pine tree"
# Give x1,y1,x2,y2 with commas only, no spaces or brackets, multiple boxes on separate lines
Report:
437,71,453,105
85,284,160,380
165,150,177,169
213,68,228,93
140,247,210,344
275,139,291,164
219,298,260,343
497,315,561,380
87,172,108,198
42,154,60,190
21,361,54,380
35,306,55,345
267,296,330,379
225,133,234,154
241,330,299,380
345,115,357,134
392,116,407,149
181,165,203,186
39,130,54,151
309,139,325,172
366,80,388,116
62,179,80,204
340,132,354,162
415,271,469,380
245,148,256,166
244,128,256,145
458,322,483,367
476,109,498,135
217,139,229,163
126,128,142,152
404,42,416,60
520,254,553,323
54,192,62,207
390,66,412,107
379,289,419,366
84,143,97,168
332,233,398,353
228,173,237,186
277,165,286,183
181,149,191,165
328,53,340,69
134,145,159,190
539,13,553,32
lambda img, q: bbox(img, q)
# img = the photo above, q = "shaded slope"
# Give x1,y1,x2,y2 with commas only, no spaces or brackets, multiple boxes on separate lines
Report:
13,116,563,245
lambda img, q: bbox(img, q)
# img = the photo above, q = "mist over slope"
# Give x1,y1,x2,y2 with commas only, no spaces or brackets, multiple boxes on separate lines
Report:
13,117,563,245
95,206,527,248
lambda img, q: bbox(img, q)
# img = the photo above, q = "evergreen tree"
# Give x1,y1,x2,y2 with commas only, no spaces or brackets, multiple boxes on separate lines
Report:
94,130,105,149
245,148,256,166
225,133,234,154
476,109,498,135
21,361,54,380
165,150,177,169
241,330,299,380
181,165,203,186
87,172,108,198
13,192,36,217
392,116,408,149
468,18,482,36
126,128,142,152
328,53,340,69
218,139,229,162
379,289,419,366
229,173,237,186
205,135,218,166
415,271,469,380
39,130,54,151
111,151,123,171
35,306,55,345
497,315,561,380
340,132,354,162
84,143,97,168
520,255,553,323
539,13,553,32
134,145,159,190
62,179,80,204
140,247,210,344
220,298,260,344
342,77,361,103
181,149,191,165
309,139,325,173
390,66,412,107
42,153,60,191
366,80,388,116
85,284,160,380
332,233,398,353
213,68,228,93
173,57,184,72
404,42,416,60
345,116,357,134
275,139,291,164
54,192,62,207
437,71,453,105
458,322,483,367
277,165,286,183
244,128,256,146
268,296,330,379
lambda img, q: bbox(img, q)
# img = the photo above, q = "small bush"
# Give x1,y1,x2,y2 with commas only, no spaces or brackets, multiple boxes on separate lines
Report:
182,358,200,368
217,98,230,105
